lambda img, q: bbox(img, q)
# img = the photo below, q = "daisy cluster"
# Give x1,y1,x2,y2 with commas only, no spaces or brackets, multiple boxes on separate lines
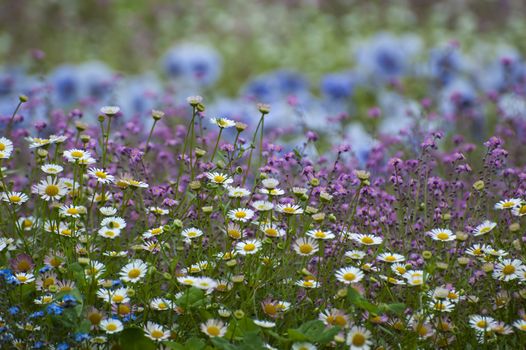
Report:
0,82,525,350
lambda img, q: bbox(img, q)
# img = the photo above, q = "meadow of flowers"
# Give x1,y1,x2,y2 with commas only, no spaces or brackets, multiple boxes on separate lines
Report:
2,2,526,350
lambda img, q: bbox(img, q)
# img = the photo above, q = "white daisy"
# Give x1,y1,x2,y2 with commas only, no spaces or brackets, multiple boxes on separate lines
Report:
227,186,251,198
276,203,303,215
200,319,227,337
41,164,64,175
493,259,523,281
1,192,29,205
228,208,255,222
427,228,456,242
494,198,522,210
252,200,274,211
98,227,121,239
32,176,68,201
335,267,364,284
473,220,497,236
100,318,123,334
306,229,335,240
88,168,115,184
235,239,262,255
349,233,383,246
210,117,236,129
346,326,372,350
181,227,204,239
144,322,170,341
205,172,233,186
293,237,319,256
377,252,405,263
119,260,148,283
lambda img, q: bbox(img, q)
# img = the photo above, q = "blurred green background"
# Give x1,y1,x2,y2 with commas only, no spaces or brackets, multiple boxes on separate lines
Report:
1,0,526,93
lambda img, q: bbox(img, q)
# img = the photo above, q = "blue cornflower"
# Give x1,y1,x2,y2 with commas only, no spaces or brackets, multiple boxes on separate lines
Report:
39,265,51,274
57,342,69,350
8,306,20,315
45,304,63,316
62,295,77,307
29,311,45,319
74,333,90,342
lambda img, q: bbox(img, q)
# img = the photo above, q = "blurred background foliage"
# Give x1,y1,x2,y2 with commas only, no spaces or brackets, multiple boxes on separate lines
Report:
1,0,526,95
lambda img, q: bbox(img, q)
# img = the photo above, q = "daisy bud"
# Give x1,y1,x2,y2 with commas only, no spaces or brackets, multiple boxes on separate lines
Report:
19,94,28,103
187,96,203,106
78,257,90,265
355,170,370,181
216,160,226,169
226,260,237,267
151,109,165,121
231,275,244,283
127,289,136,297
436,262,448,270
100,106,120,116
336,288,347,298
75,122,87,131
173,219,183,229
48,285,59,293
235,166,243,174
320,192,333,202
163,272,172,280
98,114,105,123
235,122,247,132
519,289,526,299
328,213,337,222
456,231,468,241
189,181,201,191
309,177,320,187
509,222,520,232
233,310,245,319
422,251,432,259
473,180,485,191
202,206,213,213
457,257,470,265
443,213,451,221
312,213,325,222
37,149,48,158
195,148,206,158
482,263,494,273
197,103,205,112
305,206,318,214
257,103,270,115
512,239,521,250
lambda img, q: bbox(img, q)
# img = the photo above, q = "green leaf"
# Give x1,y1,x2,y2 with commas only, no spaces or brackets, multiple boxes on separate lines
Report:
346,286,379,314
211,337,240,350
225,317,260,340
175,287,206,308
378,303,406,315
118,327,156,350
185,337,206,350
287,320,339,344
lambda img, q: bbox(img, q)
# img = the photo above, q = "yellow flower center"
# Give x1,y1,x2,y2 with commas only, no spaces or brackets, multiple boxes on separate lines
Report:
0,144,5,151
158,302,167,310
207,326,220,336
45,185,59,197
150,330,164,339
299,244,313,254
17,275,28,282
243,243,256,252
105,231,116,238
361,236,374,244
472,248,482,255
351,333,366,346
9,195,21,203
502,201,515,208
303,281,314,287
480,227,491,234
228,229,241,239
447,292,458,300
23,219,32,228
327,315,346,327
314,231,326,238
95,171,107,179
128,268,141,279
385,255,396,262
43,277,55,288
151,228,162,235
235,211,247,218
106,323,118,332
436,232,449,240
213,175,225,183
67,207,79,215
71,150,84,158
519,205,526,215
476,320,487,328
343,272,356,281
282,207,296,214
502,265,516,275
263,304,277,316
265,228,278,237
396,267,406,274
112,295,124,303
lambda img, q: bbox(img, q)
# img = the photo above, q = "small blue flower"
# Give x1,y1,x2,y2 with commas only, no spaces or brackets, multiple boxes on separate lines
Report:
33,341,45,349
62,295,77,307
29,311,45,319
74,333,90,342
57,342,69,350
39,265,51,274
46,304,63,316
8,306,20,315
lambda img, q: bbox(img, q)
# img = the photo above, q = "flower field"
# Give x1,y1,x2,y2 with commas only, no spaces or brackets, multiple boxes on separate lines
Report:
1,1,526,349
